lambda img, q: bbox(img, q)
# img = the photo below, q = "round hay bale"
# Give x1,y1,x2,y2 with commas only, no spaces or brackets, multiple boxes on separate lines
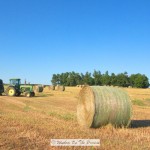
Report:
60,85,65,91
34,85,43,92
42,85,46,88
55,85,65,91
55,85,59,90
49,85,55,90
77,86,132,128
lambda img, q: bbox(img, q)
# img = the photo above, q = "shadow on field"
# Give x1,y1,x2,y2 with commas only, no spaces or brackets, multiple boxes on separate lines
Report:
131,120,150,128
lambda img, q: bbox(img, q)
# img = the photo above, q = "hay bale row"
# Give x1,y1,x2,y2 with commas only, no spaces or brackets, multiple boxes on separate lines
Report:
55,85,65,91
77,86,132,128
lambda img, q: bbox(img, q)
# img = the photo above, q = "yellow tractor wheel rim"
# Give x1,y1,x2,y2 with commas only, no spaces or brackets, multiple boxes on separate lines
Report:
27,93,30,97
9,89,15,96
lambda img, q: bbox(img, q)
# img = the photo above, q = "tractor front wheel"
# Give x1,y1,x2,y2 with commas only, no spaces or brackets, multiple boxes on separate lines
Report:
25,92,35,97
25,92,31,97
7,87,16,96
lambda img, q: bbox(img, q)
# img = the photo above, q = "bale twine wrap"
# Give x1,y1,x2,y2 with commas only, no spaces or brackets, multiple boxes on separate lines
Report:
77,86,132,128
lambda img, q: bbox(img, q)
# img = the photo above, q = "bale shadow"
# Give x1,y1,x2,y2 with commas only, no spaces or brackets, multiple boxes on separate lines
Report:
131,120,150,128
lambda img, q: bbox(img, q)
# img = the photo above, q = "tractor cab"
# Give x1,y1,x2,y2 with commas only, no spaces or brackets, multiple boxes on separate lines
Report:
10,78,21,86
9,78,21,91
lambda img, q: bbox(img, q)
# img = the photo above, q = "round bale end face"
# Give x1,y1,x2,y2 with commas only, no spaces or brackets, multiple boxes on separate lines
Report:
77,86,132,128
77,86,95,128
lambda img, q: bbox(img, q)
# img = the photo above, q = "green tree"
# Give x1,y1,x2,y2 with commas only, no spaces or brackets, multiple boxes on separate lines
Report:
130,74,149,88
69,72,77,86
101,71,111,86
110,73,117,86
60,72,69,86
93,70,102,85
116,72,129,87
83,72,94,85
51,74,60,85
74,73,82,85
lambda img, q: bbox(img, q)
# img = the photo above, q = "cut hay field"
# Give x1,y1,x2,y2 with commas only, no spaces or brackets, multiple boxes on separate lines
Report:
0,87,150,150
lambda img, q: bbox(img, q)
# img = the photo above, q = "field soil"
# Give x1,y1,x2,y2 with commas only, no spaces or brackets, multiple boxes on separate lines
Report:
0,87,150,150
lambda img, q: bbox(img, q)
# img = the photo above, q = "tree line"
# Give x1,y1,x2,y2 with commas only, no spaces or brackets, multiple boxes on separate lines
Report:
51,70,149,88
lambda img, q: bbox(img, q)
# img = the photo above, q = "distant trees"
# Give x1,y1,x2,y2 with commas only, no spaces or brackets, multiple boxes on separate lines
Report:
115,72,130,87
101,71,111,86
93,70,102,85
51,70,150,88
130,74,149,88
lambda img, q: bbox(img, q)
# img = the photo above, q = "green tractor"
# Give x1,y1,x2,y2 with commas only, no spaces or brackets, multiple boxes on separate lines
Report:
5,78,35,97
0,79,4,96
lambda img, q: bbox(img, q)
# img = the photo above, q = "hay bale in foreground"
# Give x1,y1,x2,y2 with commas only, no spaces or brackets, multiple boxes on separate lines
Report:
77,86,132,128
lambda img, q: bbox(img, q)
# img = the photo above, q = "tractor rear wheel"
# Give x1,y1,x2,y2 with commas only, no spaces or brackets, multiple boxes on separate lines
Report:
7,87,16,96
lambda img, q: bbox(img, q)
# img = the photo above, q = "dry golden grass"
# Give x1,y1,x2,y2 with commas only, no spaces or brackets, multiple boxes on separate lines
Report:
0,86,150,150
123,87,150,100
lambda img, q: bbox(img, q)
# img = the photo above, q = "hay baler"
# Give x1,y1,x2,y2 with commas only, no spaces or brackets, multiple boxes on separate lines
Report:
5,78,35,97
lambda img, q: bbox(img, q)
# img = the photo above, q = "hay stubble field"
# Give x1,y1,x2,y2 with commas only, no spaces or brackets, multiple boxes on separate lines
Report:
0,87,150,150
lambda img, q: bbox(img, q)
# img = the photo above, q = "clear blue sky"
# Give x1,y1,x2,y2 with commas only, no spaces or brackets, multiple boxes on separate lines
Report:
0,0,150,84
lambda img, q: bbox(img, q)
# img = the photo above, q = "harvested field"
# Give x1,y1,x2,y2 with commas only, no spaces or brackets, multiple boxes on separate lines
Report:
0,87,150,150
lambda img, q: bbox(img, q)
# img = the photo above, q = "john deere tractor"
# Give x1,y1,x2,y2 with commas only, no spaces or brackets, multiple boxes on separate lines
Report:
6,78,35,97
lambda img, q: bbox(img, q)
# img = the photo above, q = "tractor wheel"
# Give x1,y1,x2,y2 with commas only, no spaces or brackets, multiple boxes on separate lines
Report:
31,92,35,97
25,92,31,97
7,87,16,96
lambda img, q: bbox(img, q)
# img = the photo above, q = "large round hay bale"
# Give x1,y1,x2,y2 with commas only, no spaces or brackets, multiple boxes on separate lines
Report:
77,86,132,128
